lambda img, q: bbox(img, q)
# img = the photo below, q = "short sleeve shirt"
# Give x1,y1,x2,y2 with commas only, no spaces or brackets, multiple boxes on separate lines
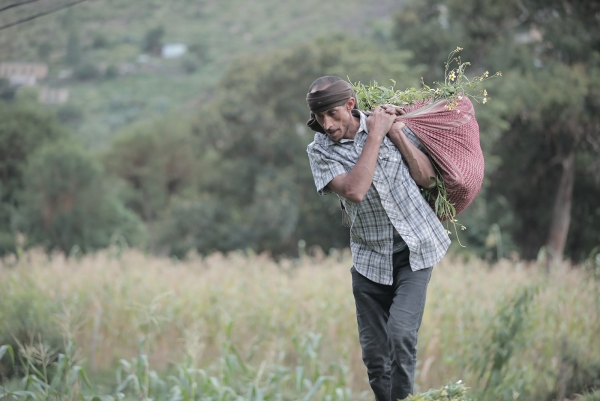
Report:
306,111,450,285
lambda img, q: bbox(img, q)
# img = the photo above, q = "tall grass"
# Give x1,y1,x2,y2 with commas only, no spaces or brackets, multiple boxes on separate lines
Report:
0,248,599,400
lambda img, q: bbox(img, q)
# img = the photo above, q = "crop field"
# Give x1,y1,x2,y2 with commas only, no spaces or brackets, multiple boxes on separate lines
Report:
1,249,599,400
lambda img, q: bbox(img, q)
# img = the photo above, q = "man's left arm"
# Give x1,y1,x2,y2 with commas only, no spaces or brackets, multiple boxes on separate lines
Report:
386,121,436,188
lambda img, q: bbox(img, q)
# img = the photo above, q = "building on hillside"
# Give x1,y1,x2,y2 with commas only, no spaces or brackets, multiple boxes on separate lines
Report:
162,44,187,59
0,62,48,87
38,87,69,105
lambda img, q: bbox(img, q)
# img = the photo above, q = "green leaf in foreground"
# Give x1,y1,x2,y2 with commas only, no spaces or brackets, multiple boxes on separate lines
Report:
403,381,471,401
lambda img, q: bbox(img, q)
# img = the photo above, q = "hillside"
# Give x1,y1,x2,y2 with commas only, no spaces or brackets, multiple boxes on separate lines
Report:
0,0,402,147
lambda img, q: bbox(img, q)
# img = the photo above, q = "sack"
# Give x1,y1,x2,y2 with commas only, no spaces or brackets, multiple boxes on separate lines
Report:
397,97,484,217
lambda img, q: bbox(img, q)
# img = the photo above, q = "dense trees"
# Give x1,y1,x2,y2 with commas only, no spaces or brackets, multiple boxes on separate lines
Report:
15,142,145,254
391,0,600,261
0,2,596,262
103,35,421,257
0,99,144,255
0,101,68,254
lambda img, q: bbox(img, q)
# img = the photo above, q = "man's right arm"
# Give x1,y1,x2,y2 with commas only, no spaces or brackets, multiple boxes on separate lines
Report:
327,108,395,203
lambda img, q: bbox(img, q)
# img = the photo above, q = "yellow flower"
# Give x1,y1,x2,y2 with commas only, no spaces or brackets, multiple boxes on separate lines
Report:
496,71,502,76
483,97,487,104
461,226,466,230
484,71,489,77
456,109,461,114
483,89,487,96
449,71,456,81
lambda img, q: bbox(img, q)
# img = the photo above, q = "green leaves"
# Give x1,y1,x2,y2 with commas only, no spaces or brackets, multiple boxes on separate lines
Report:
403,381,470,401
0,344,14,365
353,47,499,113
353,80,432,110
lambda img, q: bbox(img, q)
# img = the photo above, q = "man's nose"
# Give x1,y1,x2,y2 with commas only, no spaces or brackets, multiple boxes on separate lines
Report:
323,116,333,130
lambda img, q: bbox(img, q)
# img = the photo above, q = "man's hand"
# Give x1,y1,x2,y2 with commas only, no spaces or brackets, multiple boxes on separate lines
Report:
387,120,407,141
327,107,396,203
381,104,407,117
366,106,397,138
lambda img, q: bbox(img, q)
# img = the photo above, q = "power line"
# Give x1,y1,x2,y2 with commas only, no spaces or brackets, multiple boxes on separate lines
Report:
0,0,89,31
0,0,39,14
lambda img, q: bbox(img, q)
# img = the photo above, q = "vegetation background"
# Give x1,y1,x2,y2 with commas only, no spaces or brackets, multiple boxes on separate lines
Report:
0,0,599,400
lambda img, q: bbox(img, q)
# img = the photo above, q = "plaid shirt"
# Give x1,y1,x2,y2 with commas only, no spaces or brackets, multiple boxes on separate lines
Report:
306,111,450,285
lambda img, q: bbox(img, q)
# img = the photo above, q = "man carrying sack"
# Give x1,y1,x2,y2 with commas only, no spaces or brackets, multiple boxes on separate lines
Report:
305,76,450,401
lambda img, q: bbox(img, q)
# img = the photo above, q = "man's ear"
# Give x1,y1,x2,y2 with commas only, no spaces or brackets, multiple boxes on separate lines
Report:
345,97,356,111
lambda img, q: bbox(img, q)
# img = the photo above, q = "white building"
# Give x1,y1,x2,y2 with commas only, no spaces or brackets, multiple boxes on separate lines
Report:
0,62,48,87
161,44,187,59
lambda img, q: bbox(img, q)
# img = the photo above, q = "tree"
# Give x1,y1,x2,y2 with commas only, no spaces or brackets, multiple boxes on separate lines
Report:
103,35,421,257
14,142,145,254
181,35,422,257
143,26,165,55
0,100,68,254
520,0,600,262
65,31,81,66
104,117,197,248
391,0,600,262
0,78,16,101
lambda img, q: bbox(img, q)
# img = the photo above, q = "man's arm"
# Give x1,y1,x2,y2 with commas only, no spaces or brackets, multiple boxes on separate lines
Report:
387,122,436,188
381,105,436,188
327,107,395,203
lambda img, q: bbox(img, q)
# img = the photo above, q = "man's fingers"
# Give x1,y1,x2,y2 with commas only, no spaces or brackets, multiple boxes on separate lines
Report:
378,105,396,116
382,104,406,115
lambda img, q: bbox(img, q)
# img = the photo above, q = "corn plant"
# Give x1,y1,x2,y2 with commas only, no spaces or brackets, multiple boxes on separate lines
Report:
0,341,102,401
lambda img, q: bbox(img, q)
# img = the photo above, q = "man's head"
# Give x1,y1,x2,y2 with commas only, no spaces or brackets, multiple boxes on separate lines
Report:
306,76,358,141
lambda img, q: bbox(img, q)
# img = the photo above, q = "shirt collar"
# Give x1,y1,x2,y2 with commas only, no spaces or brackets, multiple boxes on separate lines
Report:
356,109,369,134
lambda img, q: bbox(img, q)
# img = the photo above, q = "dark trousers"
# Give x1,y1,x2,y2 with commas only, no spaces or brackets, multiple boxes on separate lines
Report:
351,249,432,401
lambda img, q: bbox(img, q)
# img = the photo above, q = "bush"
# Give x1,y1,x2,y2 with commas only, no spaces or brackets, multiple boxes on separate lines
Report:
92,33,109,49
73,62,100,81
0,100,68,256
14,142,146,254
56,103,84,127
181,55,199,74
581,391,600,401
143,26,164,54
104,64,119,79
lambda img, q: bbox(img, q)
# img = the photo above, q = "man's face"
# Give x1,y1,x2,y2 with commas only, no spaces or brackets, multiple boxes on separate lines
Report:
314,97,355,142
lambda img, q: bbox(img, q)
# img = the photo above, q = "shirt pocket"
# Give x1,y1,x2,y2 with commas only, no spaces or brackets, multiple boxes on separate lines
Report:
378,139,394,160
380,139,404,168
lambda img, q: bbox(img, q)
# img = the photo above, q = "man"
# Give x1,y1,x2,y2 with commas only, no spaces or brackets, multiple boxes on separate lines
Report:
305,76,450,401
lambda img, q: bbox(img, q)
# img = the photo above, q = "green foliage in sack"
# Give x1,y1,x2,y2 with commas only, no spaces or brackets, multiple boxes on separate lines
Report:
353,47,500,111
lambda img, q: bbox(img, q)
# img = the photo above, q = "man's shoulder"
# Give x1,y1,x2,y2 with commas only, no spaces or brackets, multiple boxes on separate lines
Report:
307,132,330,152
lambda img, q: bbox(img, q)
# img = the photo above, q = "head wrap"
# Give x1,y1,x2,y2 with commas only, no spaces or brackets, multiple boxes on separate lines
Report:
306,80,358,133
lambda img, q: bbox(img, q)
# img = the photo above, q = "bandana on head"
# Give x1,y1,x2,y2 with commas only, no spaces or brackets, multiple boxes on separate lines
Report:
306,80,358,133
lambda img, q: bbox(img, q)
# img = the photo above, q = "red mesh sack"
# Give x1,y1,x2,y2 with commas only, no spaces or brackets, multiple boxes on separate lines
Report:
397,97,484,217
